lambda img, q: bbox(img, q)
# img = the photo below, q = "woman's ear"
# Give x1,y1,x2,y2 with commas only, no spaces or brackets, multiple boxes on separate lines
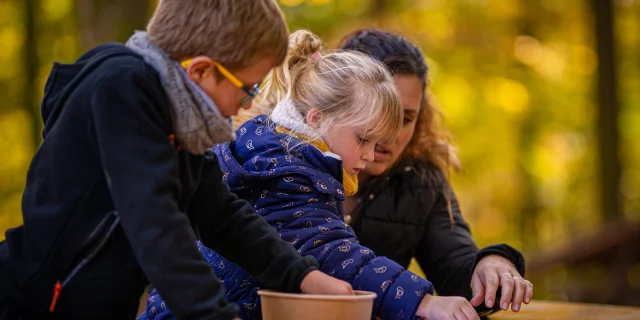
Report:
306,108,323,129
185,56,217,85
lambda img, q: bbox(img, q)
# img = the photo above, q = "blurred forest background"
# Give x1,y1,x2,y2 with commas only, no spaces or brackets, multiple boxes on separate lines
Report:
0,0,639,307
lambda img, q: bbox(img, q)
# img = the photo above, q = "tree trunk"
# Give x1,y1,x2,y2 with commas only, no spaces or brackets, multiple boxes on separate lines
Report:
23,0,41,148
592,0,622,222
371,0,387,20
76,0,150,50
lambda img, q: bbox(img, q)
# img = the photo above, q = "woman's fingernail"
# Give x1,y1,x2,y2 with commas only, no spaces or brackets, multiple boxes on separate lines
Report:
502,302,508,310
487,299,493,307
514,304,520,311
525,298,530,303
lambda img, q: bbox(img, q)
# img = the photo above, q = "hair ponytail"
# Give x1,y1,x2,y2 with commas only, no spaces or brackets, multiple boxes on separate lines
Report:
256,30,324,113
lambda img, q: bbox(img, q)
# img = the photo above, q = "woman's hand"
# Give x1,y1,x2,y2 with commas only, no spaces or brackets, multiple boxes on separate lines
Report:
300,270,354,295
469,254,533,312
416,294,479,320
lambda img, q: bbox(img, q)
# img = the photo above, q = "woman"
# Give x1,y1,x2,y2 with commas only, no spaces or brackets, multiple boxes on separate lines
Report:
337,29,533,316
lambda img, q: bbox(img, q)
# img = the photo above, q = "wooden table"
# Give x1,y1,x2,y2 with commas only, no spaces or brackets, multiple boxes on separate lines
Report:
489,300,640,319
137,295,640,319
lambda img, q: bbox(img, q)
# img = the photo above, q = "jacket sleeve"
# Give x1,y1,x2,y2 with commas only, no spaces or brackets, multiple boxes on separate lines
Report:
187,152,319,293
269,175,433,320
413,174,526,314
91,58,236,320
138,289,175,320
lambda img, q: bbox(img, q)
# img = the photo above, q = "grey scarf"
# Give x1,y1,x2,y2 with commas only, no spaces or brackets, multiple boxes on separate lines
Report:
125,31,234,154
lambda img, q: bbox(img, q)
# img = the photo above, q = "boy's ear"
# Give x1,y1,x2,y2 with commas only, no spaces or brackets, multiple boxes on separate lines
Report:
185,56,218,84
306,108,323,128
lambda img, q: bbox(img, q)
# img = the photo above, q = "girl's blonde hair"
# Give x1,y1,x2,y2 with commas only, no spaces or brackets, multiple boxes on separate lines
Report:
255,30,403,143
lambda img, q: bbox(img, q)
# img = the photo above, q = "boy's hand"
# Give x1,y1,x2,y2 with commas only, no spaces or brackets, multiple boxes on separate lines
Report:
416,295,479,320
300,270,354,295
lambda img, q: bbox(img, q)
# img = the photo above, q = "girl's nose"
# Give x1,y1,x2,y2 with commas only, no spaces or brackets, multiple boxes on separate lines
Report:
362,146,375,162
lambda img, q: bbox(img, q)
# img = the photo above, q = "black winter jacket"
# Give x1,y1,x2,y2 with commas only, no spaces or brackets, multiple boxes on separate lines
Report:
350,160,525,316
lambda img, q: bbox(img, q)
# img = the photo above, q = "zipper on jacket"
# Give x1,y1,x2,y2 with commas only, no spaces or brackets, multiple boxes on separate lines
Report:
49,211,120,312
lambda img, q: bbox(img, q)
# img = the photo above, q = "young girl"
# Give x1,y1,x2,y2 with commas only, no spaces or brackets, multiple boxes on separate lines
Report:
141,30,479,320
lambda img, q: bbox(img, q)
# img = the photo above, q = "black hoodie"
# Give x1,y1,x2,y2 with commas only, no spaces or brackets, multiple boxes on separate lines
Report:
0,43,318,320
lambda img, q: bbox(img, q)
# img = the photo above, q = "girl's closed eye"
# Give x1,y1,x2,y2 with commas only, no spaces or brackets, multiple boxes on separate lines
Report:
357,136,370,144
403,110,418,126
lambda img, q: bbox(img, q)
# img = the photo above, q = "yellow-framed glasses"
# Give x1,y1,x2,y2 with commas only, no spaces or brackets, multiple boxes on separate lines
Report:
181,59,261,107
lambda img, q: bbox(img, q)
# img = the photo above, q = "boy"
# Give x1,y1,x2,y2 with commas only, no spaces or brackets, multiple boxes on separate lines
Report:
0,0,351,319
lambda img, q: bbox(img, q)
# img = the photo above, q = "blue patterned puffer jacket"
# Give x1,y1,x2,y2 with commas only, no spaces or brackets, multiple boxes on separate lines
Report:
140,115,434,320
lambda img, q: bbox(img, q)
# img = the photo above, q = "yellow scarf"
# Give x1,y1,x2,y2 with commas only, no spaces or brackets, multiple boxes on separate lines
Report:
275,126,358,196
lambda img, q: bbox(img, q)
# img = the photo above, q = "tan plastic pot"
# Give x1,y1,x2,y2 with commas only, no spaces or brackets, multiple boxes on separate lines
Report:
258,290,377,320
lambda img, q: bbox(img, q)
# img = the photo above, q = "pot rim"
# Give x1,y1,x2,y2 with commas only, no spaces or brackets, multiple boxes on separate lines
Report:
257,290,377,301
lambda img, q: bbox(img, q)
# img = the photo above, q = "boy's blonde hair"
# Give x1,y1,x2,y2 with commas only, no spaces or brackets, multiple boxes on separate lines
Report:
258,30,403,143
147,0,289,69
